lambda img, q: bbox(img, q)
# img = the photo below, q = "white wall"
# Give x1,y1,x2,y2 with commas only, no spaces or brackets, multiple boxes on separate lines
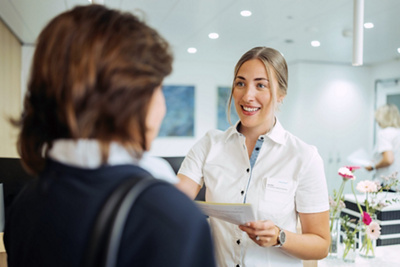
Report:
371,60,400,81
20,45,34,102
279,62,374,194
20,44,400,195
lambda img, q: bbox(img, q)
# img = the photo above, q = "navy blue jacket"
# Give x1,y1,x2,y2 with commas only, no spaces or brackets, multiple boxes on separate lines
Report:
4,159,215,267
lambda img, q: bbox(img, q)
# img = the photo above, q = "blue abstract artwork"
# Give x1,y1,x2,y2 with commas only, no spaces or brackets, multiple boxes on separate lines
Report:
158,85,195,137
217,86,239,130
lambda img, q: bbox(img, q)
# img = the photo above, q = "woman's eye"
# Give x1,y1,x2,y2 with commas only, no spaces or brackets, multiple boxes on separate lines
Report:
257,83,267,89
236,81,245,87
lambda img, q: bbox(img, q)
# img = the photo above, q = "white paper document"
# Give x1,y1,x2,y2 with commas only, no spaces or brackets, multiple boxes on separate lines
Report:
195,201,256,225
346,148,373,167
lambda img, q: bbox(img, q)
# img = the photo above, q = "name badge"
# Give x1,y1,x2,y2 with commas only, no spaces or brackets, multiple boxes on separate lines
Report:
266,178,291,193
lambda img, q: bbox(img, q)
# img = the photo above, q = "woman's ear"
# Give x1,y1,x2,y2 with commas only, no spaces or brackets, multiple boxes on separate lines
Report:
277,94,285,104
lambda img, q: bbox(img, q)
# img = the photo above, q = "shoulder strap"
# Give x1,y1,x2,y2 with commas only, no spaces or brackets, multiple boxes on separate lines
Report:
82,173,164,267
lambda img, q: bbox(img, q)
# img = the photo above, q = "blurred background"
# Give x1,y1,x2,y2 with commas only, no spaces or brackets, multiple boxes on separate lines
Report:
1,0,400,195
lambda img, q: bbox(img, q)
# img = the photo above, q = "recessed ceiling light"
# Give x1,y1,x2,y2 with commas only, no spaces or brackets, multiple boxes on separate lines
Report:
311,40,320,47
208,33,219,39
187,47,197,54
397,48,400,54
240,10,252,17
364,22,374,29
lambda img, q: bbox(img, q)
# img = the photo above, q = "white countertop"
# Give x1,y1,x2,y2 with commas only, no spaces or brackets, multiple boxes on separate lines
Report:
319,244,400,267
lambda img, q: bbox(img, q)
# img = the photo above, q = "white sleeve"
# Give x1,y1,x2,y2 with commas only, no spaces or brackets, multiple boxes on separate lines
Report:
295,148,329,213
376,129,393,153
139,154,179,184
178,134,212,186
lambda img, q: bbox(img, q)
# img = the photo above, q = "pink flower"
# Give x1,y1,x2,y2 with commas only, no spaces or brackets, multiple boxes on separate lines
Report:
338,167,356,180
346,166,360,172
356,180,378,193
366,221,381,240
362,212,372,225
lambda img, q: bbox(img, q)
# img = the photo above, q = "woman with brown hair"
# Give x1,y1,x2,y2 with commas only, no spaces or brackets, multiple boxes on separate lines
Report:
4,5,215,267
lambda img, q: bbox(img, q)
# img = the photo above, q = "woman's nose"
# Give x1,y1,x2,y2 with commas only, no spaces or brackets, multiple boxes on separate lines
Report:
242,86,256,101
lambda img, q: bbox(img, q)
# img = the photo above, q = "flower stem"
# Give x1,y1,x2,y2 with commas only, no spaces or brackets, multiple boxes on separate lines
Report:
332,180,346,216
351,180,364,214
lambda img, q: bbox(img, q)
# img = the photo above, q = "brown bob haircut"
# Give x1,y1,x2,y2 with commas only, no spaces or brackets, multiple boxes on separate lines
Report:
14,5,173,175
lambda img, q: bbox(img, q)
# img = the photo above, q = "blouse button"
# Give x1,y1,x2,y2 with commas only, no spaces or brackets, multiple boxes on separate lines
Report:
240,190,244,195
236,239,240,245
255,147,260,151
246,168,250,173
236,265,240,267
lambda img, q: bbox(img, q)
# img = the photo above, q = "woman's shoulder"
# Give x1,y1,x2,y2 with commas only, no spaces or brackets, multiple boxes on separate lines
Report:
203,125,238,142
284,130,319,155
378,127,400,140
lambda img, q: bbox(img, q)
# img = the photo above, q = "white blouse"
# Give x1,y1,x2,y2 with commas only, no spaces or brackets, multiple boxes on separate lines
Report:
373,127,400,185
179,119,329,267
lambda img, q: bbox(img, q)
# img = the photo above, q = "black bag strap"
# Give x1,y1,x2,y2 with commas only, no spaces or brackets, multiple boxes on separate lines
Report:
82,173,164,267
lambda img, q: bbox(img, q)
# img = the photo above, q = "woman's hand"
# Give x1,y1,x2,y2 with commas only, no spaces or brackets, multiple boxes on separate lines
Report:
365,165,374,171
239,220,279,247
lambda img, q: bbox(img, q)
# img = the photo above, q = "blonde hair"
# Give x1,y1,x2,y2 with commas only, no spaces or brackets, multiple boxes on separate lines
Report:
227,47,288,124
375,104,400,128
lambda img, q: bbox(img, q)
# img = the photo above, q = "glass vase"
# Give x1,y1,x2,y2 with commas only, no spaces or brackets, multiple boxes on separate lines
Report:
358,214,377,258
342,238,357,263
328,213,340,259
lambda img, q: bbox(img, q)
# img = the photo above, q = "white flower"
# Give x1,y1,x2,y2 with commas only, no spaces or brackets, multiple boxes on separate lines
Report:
356,180,378,193
366,221,381,240
338,167,355,180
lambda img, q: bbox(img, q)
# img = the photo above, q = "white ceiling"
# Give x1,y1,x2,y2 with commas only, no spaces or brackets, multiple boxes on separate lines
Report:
1,0,400,66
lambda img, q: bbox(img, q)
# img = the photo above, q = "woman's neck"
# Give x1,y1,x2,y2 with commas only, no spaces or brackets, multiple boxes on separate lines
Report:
239,117,276,140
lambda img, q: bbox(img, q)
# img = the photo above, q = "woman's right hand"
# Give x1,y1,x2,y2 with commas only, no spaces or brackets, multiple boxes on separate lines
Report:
365,165,374,172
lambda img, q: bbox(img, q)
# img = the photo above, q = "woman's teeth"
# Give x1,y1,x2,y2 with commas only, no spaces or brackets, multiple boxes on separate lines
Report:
243,106,259,112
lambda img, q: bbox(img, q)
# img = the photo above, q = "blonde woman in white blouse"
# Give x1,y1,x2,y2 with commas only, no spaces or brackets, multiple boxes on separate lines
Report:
366,104,400,189
177,47,330,267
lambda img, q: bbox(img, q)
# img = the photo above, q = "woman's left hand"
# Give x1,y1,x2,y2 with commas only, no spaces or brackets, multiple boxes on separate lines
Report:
239,220,279,247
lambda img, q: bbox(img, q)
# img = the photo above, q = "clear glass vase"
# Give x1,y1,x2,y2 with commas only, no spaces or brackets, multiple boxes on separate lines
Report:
328,213,340,259
358,214,377,259
342,238,357,263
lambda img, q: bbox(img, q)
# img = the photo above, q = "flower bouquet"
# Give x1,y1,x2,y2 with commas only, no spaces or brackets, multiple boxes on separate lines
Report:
358,211,380,258
350,172,399,258
328,166,359,258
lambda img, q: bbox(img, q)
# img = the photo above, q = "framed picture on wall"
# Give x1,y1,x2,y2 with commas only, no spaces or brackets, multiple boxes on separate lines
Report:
217,86,239,130
158,85,195,137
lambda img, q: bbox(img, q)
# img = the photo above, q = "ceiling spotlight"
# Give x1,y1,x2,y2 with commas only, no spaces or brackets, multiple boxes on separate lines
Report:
187,47,197,54
364,22,374,29
311,40,320,47
208,33,219,39
240,10,252,17
397,48,400,54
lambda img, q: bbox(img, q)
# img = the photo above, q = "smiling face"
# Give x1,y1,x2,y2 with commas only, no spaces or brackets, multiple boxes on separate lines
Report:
233,59,284,135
